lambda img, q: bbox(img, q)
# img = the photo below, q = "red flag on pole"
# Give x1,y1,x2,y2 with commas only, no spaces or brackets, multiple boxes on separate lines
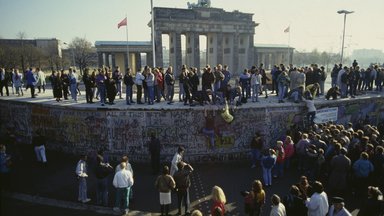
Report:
284,26,290,33
118,17,127,29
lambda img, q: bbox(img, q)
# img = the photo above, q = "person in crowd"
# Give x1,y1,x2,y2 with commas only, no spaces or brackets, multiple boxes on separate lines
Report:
303,96,316,126
32,129,47,165
251,69,262,102
12,69,23,96
328,197,352,216
353,152,374,197
95,155,113,206
123,68,135,105
305,181,328,216
112,66,123,99
296,176,311,201
202,66,215,92
191,210,203,216
154,68,164,102
276,70,290,103
36,67,46,93
273,141,285,179
69,68,78,102
25,68,37,98
96,69,106,106
357,186,383,216
328,147,351,197
239,69,251,100
148,133,161,175
259,64,270,98
282,185,307,216
173,161,194,216
75,154,91,203
165,66,175,105
113,162,134,215
211,185,226,216
242,179,265,216
82,68,94,103
250,132,264,168
170,146,185,176
146,67,155,105
304,83,319,99
52,71,63,102
262,149,276,186
135,67,145,104
226,85,242,106
270,194,286,216
296,134,311,172
155,165,175,216
105,72,117,105
283,136,295,169
61,69,70,100
326,86,341,100
287,86,304,103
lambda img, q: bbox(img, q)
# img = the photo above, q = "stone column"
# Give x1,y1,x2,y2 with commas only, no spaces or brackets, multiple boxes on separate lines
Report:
112,53,116,68
216,33,223,65
232,33,239,74
135,53,141,72
105,53,110,67
146,52,153,68
186,32,200,69
154,31,163,68
124,53,128,70
98,52,103,68
169,32,182,77
247,34,255,67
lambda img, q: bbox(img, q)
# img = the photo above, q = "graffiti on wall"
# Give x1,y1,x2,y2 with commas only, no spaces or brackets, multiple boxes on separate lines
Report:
1,97,384,162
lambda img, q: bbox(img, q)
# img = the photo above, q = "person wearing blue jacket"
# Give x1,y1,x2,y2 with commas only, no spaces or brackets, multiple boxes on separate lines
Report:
353,152,374,197
25,68,37,98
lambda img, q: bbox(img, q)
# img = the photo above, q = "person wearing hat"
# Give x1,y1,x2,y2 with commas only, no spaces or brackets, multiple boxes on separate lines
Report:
328,197,351,216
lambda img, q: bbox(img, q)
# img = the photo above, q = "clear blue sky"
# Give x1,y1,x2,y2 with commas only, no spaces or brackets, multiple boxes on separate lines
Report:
0,0,383,54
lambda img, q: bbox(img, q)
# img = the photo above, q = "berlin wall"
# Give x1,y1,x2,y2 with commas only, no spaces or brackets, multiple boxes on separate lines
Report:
1,97,383,163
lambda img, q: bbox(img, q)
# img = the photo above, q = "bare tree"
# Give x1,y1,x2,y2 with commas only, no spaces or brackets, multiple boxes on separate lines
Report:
17,31,27,72
68,37,93,75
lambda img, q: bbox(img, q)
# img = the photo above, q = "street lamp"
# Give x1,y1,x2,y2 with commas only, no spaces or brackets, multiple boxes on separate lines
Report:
337,10,354,64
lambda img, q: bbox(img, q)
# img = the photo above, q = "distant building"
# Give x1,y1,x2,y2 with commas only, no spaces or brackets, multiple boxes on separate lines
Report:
0,38,62,57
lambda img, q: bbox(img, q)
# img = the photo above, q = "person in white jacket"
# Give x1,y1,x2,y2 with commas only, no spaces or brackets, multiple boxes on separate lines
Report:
270,194,286,216
113,162,134,215
305,181,329,216
251,70,262,102
75,154,91,203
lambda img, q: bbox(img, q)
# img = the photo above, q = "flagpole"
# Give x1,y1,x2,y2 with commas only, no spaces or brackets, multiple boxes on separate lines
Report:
151,0,156,67
125,15,130,68
287,25,291,65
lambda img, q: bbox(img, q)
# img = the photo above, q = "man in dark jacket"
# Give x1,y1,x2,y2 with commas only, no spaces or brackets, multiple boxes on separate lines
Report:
173,162,194,215
95,155,113,206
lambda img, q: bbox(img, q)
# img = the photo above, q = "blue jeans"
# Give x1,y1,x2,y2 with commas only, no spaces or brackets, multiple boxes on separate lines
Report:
166,85,174,102
78,177,88,201
252,84,260,102
251,149,261,166
278,83,286,101
126,85,133,104
148,86,154,104
262,167,272,185
97,178,108,206
98,85,106,104
116,81,122,97
115,187,130,210
70,84,77,101
273,162,284,178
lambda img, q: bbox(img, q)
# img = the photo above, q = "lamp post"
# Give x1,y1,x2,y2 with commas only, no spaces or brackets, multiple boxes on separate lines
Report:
337,10,354,64
151,0,156,67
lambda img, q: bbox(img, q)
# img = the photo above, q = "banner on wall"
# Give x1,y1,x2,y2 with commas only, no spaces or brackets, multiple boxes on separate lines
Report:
314,107,338,123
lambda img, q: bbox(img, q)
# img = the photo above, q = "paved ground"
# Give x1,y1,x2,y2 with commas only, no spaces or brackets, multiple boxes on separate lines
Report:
1,147,363,216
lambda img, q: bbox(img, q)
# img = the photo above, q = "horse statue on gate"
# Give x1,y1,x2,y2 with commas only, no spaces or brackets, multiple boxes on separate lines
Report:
187,0,211,9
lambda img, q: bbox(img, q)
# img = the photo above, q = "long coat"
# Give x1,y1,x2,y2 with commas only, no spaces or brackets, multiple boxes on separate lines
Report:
328,154,351,190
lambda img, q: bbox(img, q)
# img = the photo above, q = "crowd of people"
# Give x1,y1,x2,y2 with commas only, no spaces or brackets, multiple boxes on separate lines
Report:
1,60,382,108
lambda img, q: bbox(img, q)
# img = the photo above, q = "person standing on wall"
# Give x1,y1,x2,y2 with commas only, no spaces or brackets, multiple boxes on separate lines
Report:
135,67,145,104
